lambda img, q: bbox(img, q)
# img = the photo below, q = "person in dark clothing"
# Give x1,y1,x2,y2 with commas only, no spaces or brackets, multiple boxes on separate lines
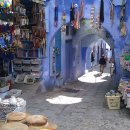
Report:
99,55,106,74
91,52,95,70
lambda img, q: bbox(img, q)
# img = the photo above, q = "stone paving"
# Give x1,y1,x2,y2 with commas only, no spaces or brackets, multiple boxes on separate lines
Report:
14,66,130,130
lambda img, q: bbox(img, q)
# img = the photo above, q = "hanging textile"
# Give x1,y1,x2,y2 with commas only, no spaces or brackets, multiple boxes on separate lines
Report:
70,2,75,26
120,0,127,36
99,0,104,28
54,0,58,27
90,4,95,28
61,0,66,32
61,10,66,32
110,0,114,25
74,4,80,29
95,12,100,30
79,0,85,20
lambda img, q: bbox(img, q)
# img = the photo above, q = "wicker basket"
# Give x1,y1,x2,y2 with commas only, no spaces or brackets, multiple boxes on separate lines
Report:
105,95,121,109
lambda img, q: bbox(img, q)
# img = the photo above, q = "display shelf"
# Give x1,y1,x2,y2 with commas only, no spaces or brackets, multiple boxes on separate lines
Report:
31,59,42,65
13,0,46,79
31,66,42,72
13,58,43,79
16,57,45,59
22,60,31,64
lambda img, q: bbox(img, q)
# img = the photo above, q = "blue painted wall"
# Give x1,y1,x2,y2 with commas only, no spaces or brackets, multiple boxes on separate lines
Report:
43,0,130,88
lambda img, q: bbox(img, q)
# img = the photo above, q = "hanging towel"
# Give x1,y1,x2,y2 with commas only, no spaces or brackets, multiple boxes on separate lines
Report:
79,0,85,20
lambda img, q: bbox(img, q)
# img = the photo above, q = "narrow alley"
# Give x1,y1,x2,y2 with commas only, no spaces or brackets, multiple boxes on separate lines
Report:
15,65,130,130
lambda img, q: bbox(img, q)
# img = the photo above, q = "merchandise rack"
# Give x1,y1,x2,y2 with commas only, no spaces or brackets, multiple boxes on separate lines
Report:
13,1,46,80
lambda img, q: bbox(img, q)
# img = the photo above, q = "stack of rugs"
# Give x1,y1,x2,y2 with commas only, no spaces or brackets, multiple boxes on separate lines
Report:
0,112,58,130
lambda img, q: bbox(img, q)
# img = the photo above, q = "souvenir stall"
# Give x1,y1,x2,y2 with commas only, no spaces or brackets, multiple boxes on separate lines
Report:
105,44,130,110
0,0,25,122
0,0,16,100
12,0,46,84
118,45,130,108
0,2,57,129
0,0,14,74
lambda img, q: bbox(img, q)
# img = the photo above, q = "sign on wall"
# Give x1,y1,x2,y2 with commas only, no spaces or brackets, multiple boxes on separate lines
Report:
113,0,127,6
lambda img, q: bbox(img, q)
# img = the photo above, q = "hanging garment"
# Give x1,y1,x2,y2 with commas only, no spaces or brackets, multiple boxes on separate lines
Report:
54,0,58,27
99,0,104,28
90,4,95,28
61,10,66,32
95,13,100,30
41,31,46,56
120,0,126,36
79,0,85,20
120,22,127,36
74,6,80,29
70,2,75,26
110,0,114,25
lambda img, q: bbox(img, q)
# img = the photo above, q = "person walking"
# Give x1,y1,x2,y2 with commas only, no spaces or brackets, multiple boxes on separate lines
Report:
99,55,106,74
91,52,95,70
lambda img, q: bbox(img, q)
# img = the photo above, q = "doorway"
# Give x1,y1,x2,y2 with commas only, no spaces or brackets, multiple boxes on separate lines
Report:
65,40,73,82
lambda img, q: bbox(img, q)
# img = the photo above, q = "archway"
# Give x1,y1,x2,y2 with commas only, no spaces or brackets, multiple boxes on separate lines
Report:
71,19,115,80
48,19,115,86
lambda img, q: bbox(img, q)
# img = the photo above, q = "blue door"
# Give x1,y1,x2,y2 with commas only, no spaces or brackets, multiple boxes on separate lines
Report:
65,40,73,81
